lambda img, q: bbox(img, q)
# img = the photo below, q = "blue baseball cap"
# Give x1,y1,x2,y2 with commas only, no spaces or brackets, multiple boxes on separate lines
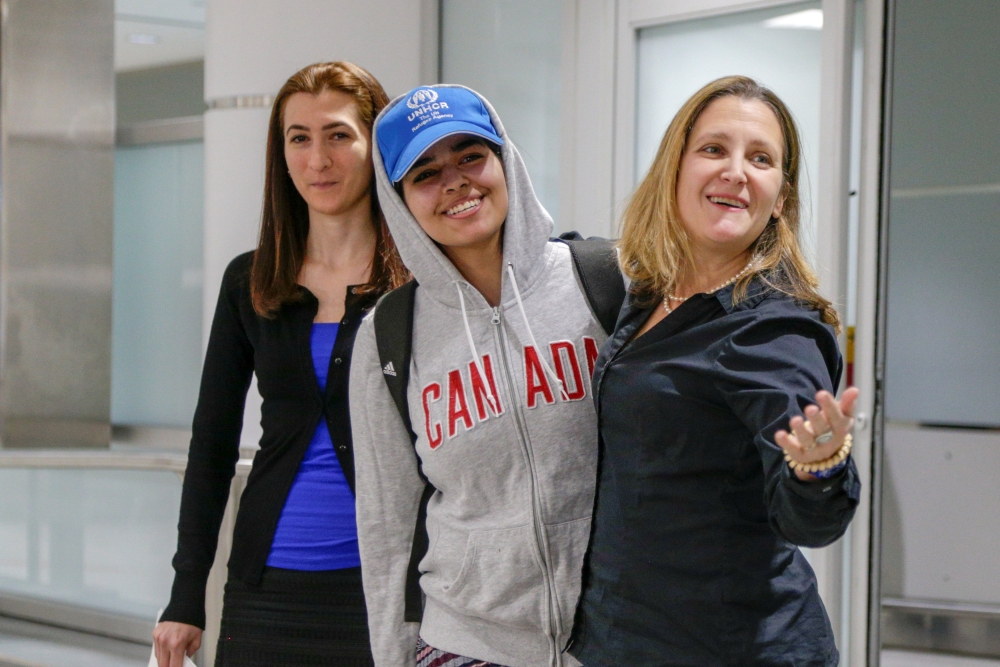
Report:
378,86,504,183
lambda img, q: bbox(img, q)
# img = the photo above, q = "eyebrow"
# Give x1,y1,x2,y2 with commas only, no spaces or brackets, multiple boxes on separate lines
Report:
696,131,732,143
408,155,435,172
407,138,490,174
693,131,780,152
284,121,351,136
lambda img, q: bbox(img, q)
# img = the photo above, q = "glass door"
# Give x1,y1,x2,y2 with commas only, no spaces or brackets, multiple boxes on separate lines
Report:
875,0,1000,663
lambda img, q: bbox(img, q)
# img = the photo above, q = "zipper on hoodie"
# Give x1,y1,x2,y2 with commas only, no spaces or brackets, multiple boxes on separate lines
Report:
491,305,563,667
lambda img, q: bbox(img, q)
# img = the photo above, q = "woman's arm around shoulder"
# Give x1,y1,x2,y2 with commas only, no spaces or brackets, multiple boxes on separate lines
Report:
350,313,427,667
715,301,861,547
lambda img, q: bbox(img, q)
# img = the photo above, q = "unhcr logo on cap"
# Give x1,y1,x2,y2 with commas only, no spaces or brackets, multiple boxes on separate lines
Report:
407,88,438,109
405,88,451,125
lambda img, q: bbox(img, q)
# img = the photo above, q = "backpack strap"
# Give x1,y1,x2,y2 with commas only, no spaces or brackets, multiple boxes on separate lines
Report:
559,236,627,336
404,484,435,622
373,280,433,622
374,280,418,443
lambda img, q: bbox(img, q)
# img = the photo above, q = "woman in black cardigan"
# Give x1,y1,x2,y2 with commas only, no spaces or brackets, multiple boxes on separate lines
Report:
152,61,407,667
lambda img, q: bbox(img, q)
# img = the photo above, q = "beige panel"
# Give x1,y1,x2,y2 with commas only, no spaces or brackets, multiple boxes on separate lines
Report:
881,423,1000,604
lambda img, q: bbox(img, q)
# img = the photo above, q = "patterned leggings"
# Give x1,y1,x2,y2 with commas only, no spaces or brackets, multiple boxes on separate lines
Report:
416,638,508,667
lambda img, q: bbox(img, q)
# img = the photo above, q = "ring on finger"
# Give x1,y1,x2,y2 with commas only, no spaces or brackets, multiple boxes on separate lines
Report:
814,430,835,445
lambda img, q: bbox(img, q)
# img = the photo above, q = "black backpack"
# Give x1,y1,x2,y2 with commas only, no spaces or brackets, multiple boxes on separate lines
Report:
372,236,625,622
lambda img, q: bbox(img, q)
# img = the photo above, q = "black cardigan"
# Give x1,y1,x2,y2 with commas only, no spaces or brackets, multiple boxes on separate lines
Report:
160,251,379,628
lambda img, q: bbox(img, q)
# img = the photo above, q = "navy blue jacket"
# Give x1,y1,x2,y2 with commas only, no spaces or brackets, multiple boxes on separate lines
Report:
570,278,860,667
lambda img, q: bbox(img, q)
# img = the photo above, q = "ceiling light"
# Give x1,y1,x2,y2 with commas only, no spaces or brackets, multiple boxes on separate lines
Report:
127,33,160,45
763,9,823,30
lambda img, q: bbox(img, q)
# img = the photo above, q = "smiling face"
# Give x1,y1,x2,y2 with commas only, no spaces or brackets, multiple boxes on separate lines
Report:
676,95,787,262
283,89,373,220
399,133,508,254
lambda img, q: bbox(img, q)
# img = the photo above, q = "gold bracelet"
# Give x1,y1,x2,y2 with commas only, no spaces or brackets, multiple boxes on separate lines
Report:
785,433,853,474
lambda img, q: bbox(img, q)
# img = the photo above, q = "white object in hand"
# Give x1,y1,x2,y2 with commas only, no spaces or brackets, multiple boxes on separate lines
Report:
147,647,197,667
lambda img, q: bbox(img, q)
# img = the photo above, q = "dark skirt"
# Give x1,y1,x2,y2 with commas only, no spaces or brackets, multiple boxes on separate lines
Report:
215,566,374,667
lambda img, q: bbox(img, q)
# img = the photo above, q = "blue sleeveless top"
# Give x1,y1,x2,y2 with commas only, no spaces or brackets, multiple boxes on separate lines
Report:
266,322,361,570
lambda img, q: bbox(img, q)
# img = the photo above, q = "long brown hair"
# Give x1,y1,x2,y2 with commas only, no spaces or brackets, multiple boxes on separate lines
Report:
617,75,840,332
250,61,409,317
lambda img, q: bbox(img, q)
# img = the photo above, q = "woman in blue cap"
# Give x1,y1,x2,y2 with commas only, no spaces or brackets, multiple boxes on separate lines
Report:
349,83,856,667
351,84,607,667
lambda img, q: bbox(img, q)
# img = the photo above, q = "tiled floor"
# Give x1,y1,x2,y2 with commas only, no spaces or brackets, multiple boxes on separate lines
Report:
883,650,1000,667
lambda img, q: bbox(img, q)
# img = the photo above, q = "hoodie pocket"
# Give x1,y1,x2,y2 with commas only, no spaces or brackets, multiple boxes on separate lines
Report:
545,517,592,633
441,524,545,629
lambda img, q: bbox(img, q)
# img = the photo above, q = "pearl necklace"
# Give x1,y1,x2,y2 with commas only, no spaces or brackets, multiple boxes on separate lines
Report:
663,257,759,313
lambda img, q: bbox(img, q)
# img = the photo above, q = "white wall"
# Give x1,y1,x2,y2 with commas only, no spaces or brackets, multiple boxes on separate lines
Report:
441,0,564,227
204,0,425,103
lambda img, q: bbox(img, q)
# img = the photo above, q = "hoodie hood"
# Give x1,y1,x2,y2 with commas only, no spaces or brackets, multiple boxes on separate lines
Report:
372,85,554,311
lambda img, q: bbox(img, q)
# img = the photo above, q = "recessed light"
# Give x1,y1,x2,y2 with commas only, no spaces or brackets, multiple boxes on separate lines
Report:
763,9,823,30
127,33,160,45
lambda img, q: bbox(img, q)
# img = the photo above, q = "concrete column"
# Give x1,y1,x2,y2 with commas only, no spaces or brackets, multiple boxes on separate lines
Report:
0,0,115,448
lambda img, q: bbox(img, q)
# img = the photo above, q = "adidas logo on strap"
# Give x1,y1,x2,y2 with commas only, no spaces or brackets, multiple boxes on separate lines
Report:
383,361,397,377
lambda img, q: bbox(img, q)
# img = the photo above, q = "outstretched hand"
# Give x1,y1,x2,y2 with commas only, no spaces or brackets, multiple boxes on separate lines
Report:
775,387,859,482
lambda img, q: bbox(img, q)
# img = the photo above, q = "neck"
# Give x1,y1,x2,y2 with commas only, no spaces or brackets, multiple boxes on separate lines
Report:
304,198,376,280
675,247,753,298
443,235,504,307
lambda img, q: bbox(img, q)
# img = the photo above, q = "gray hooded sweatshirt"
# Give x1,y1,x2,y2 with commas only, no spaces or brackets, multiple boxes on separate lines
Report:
350,87,605,667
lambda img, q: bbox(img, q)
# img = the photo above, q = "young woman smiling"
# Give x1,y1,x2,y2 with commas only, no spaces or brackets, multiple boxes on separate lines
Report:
350,85,606,667
153,62,406,667
570,76,860,667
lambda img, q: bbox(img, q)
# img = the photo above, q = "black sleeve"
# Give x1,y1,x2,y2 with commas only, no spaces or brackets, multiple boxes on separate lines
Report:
160,254,255,628
715,307,861,548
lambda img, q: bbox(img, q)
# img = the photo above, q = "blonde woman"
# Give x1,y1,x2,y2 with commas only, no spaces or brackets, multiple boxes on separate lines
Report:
571,76,859,666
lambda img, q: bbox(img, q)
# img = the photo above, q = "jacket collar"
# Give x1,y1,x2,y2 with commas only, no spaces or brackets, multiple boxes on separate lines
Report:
714,274,773,314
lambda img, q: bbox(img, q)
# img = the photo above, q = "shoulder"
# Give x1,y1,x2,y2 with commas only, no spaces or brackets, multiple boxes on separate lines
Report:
750,288,833,334
723,288,840,376
728,276,832,331
214,252,259,331
218,251,256,313
222,251,255,290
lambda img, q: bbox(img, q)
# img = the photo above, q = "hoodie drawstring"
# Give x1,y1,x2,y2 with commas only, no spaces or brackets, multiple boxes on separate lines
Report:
455,282,501,414
506,264,568,401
